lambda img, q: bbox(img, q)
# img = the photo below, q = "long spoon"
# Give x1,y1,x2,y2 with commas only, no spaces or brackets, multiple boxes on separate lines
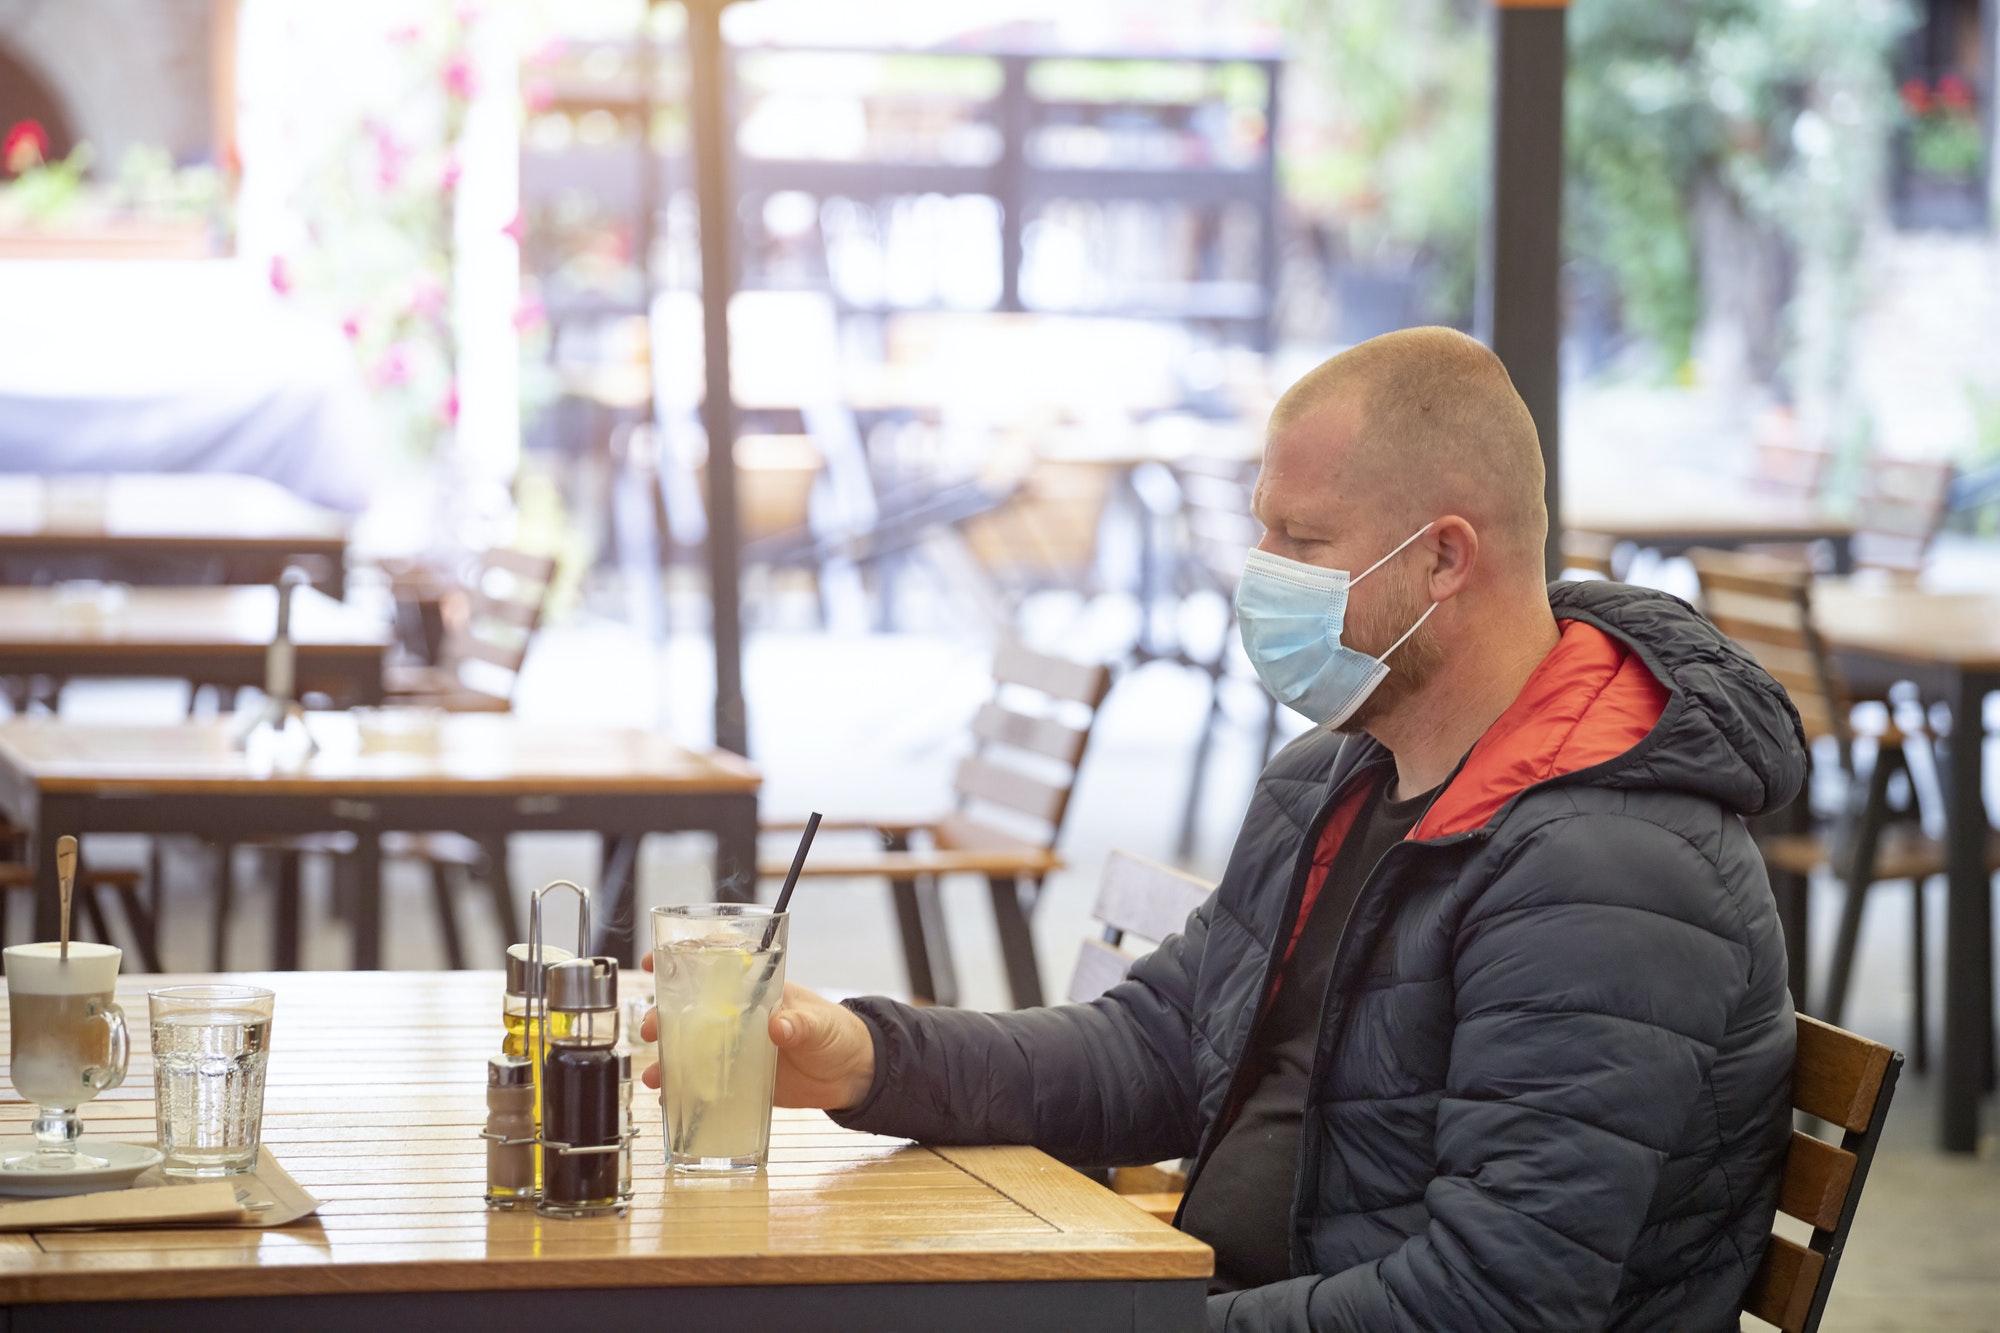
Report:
55,835,77,961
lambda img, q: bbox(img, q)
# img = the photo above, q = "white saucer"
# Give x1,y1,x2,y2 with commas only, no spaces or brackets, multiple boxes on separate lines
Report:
0,1141,164,1197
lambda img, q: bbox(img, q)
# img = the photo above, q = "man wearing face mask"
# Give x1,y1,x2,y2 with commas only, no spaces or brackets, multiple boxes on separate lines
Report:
643,327,1803,1330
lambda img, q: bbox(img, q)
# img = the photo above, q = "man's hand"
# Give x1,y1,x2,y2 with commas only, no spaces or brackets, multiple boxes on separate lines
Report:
638,953,876,1110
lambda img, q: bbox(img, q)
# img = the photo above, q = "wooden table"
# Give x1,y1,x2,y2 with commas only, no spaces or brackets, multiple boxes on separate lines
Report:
1567,492,1856,573
0,474,349,596
0,971,1209,1330
0,585,390,707
0,715,762,969
1815,582,2000,1153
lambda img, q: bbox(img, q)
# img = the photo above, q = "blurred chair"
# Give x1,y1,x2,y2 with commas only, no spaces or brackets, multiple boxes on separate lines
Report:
760,643,1113,1009
958,460,1117,598
1068,849,1213,1224
1741,1015,1901,1333
0,824,158,971
1559,530,1619,581
1164,456,1282,861
1851,456,1954,577
382,547,558,712
1691,549,2000,1062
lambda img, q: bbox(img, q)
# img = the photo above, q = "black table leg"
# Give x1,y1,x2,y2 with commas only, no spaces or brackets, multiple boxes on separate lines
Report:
597,833,643,965
352,831,382,969
1939,666,1995,1152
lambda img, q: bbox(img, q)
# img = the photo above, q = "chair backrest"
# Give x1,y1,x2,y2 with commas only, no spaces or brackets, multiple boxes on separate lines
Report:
440,548,559,702
1559,530,1618,581
1852,456,1953,576
1742,1014,1902,1333
949,643,1113,852
1688,549,1853,751
1170,456,1263,597
1067,850,1213,1003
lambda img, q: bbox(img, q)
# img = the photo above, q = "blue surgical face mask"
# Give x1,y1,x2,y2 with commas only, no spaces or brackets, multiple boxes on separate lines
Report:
1234,523,1438,729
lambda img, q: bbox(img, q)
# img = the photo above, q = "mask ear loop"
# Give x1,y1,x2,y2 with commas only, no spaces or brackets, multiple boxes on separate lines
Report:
1349,520,1436,587
1374,598,1439,666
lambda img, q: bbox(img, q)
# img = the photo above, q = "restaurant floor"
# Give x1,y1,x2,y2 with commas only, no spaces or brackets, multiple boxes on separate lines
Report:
39,565,2000,1333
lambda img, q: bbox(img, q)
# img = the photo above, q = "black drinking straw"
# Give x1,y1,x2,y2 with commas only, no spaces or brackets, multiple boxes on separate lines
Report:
765,812,821,948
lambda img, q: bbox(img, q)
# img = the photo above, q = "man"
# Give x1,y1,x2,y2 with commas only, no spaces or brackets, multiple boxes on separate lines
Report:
645,327,1803,1330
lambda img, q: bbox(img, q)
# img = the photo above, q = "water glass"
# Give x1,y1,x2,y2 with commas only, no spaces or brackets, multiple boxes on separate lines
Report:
148,985,275,1177
651,904,788,1173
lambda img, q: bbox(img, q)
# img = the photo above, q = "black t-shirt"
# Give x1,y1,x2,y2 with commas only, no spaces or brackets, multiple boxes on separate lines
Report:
1180,773,1438,1291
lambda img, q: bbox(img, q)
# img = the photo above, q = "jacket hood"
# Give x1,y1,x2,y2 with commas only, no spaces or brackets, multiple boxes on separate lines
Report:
1411,580,1809,839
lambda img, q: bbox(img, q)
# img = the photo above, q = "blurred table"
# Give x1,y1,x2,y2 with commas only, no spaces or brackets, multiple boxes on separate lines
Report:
1567,494,1855,573
0,714,761,969
0,585,387,707
1815,582,2000,1153
0,970,1208,1330
0,474,349,596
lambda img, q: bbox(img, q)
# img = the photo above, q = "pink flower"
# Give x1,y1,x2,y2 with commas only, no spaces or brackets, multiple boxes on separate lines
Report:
511,294,545,332
340,313,362,341
442,381,461,424
370,126,408,190
500,211,526,245
526,38,567,69
268,255,293,295
454,2,482,25
409,275,447,319
3,119,49,175
388,23,420,45
524,77,555,112
440,151,463,191
444,55,478,101
374,344,411,388
1902,79,1933,116
1939,74,1975,112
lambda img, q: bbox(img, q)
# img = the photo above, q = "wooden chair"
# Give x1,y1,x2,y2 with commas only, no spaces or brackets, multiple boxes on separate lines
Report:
1067,850,1213,1225
1165,456,1281,861
1851,457,1954,578
1559,529,1620,580
759,643,1113,1009
382,547,558,712
1742,1015,1902,1333
1690,549,2000,1059
0,824,159,971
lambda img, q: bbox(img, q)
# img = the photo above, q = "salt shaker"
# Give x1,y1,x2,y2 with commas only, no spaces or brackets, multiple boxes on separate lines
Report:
483,1056,536,1208
617,1051,635,1198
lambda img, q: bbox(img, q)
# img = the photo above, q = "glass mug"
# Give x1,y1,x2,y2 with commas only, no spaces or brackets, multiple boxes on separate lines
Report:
2,942,129,1172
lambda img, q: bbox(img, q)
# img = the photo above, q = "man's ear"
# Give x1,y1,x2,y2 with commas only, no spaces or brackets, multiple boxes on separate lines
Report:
1427,516,1478,601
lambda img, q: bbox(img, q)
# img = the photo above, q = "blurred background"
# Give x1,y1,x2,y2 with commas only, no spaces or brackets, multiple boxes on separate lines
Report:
2,1,1999,1321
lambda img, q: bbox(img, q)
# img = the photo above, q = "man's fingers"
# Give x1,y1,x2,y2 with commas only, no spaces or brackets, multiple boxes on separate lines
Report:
640,1061,660,1090
640,951,655,973
639,1005,657,1044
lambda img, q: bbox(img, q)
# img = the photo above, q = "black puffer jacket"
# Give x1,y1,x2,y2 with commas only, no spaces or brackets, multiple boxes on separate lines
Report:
835,582,1803,1331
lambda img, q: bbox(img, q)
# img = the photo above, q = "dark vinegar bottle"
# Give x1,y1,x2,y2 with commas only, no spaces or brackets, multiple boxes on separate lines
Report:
537,957,626,1217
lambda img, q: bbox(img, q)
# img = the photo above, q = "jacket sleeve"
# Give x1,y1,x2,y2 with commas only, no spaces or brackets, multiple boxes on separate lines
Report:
827,896,1212,1168
1209,813,1757,1332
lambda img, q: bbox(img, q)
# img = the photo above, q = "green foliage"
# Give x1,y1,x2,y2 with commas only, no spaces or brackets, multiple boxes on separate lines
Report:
1270,0,1489,319
1567,0,1909,374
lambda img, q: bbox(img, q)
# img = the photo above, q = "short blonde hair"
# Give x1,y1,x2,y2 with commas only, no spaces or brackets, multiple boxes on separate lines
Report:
1270,327,1546,563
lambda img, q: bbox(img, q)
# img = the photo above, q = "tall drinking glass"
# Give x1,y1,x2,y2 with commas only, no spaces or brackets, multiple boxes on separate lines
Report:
651,904,788,1173
2,942,128,1172
149,985,275,1176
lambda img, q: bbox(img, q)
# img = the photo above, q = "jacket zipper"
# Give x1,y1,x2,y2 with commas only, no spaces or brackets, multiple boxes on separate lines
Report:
1174,755,1390,1217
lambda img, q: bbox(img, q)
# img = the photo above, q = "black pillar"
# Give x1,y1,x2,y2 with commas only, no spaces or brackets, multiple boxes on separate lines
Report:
682,0,749,756
1478,1,1566,580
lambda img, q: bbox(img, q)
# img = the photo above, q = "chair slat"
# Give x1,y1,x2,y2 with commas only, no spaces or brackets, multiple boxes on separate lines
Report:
970,703,1090,767
1794,1014,1895,1134
467,591,541,628
1092,851,1211,944
1775,1130,1858,1232
991,643,1112,707
481,548,558,582
1743,1235,1825,1333
953,756,1070,826
1065,936,1132,1004
445,633,530,672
